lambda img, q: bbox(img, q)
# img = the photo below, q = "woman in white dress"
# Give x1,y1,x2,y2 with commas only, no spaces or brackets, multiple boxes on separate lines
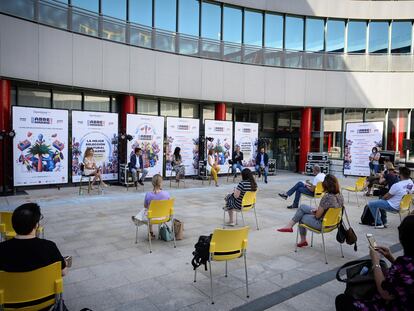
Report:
207,149,220,187
83,147,107,188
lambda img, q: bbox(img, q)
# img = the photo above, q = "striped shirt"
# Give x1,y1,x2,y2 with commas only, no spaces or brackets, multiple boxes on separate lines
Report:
232,180,255,210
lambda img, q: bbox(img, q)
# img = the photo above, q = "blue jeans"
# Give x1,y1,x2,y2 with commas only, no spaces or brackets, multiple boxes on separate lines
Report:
367,199,396,225
232,163,244,175
287,181,314,208
255,164,268,181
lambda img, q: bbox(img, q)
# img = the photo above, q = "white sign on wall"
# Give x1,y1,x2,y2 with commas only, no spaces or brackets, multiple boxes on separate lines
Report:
126,114,164,178
71,111,118,182
234,122,259,170
13,106,68,186
344,121,384,176
166,117,200,176
204,120,233,173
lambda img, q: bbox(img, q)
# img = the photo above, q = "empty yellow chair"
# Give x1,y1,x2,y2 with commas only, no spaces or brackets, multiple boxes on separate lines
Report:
341,177,367,207
295,207,343,264
0,262,63,311
134,199,176,253
194,227,249,304
302,182,324,207
374,194,412,228
0,212,44,242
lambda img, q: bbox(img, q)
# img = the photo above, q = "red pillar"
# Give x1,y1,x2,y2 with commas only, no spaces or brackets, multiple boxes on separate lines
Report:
299,107,312,173
121,95,136,133
397,110,406,153
215,103,226,121
0,80,11,189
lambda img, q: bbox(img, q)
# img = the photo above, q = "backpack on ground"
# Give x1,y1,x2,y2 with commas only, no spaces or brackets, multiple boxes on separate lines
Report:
360,205,375,226
191,234,212,271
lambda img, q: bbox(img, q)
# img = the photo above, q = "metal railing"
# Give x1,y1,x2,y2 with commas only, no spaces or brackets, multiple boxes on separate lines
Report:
0,0,413,72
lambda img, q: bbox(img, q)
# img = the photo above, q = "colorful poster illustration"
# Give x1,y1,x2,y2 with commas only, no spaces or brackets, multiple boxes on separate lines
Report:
234,122,259,170
344,121,384,176
71,111,119,182
126,114,164,178
166,117,200,176
204,120,233,173
13,106,68,186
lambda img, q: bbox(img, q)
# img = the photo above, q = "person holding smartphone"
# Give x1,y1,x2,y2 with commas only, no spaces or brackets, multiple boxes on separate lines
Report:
335,215,414,311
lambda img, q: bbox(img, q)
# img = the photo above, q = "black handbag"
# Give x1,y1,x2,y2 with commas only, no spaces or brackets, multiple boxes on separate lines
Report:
336,259,387,300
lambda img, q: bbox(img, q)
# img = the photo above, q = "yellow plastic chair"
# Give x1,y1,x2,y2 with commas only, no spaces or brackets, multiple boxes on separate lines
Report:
194,227,249,304
295,207,343,264
134,199,176,253
374,194,412,228
0,262,63,311
341,177,367,207
223,191,259,230
0,212,44,242
302,182,324,207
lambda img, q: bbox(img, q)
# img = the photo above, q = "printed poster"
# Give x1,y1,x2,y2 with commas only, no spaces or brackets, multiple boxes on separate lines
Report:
344,121,384,176
166,117,200,176
204,120,233,173
126,114,164,178
71,111,119,182
234,122,259,170
13,106,68,186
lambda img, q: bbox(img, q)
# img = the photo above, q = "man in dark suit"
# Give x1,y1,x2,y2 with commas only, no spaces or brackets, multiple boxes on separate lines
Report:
255,147,269,183
231,145,244,178
128,147,148,186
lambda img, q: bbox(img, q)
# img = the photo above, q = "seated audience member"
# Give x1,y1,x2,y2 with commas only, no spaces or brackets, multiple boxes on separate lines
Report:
132,174,170,238
277,174,343,247
278,165,326,209
223,168,257,226
207,149,220,187
0,203,67,275
335,215,414,311
255,147,269,184
171,147,185,183
129,147,148,187
365,160,397,196
231,145,244,178
367,167,413,228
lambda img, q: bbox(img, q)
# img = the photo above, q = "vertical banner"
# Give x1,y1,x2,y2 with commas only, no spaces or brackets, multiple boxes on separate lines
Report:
234,122,259,170
166,117,200,176
204,120,233,173
13,106,68,186
71,111,119,182
344,121,384,176
126,114,164,177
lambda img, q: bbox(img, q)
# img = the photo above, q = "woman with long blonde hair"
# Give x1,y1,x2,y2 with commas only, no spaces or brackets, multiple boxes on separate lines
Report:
83,147,107,188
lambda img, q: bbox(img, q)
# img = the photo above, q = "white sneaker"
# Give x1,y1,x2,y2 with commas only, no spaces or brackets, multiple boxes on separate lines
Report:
225,221,235,227
374,224,385,229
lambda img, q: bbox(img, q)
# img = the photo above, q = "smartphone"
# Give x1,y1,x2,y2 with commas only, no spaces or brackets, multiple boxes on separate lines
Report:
366,233,377,248
64,256,72,268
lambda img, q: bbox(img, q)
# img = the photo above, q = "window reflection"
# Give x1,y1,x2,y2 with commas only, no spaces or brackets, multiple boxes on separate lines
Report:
101,0,126,19
323,109,343,158
347,21,366,53
72,0,98,12
155,0,176,32
369,21,389,53
84,95,110,112
18,88,51,108
181,103,199,118
265,13,283,49
305,18,324,52
201,2,221,41
326,20,345,52
138,99,158,115
129,0,152,26
365,109,386,121
53,92,82,110
244,10,263,46
223,6,242,43
179,0,199,36
285,16,304,51
391,21,412,53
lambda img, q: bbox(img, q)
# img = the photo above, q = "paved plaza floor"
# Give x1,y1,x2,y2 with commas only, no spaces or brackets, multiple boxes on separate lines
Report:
0,172,402,311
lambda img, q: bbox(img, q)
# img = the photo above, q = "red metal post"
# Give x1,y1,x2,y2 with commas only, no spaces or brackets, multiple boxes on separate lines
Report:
121,95,136,133
299,107,312,173
215,103,226,121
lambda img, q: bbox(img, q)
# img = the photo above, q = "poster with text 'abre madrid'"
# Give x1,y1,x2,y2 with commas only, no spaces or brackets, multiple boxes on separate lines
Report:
71,111,119,182
234,122,259,170
204,120,233,173
126,114,164,178
13,106,68,186
344,121,384,177
166,117,200,176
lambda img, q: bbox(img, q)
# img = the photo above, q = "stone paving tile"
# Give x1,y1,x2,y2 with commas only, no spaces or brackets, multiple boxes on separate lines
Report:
188,291,247,311
105,298,160,311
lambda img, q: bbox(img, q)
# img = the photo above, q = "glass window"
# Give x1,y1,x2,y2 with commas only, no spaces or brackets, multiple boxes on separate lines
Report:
181,103,199,118
223,6,242,43
160,101,179,117
265,13,283,49
369,21,389,53
18,88,51,108
137,99,158,115
285,16,304,51
101,0,126,19
323,109,343,159
11,88,16,106
155,0,176,32
235,109,249,122
311,109,321,152
410,112,414,161
305,18,325,52
391,21,412,53
277,112,290,132
111,97,119,113
129,0,152,26
178,0,199,36
263,112,274,130
387,110,408,152
347,20,367,53
53,92,82,110
365,109,386,121
226,107,233,121
201,1,221,40
244,10,263,46
0,0,34,19
72,0,98,12
202,105,214,123
345,108,363,122
326,19,345,52
291,111,301,133
84,95,110,112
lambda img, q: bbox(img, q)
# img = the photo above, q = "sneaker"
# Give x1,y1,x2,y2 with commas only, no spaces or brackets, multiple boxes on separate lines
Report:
374,224,385,229
265,180,268,184
278,193,288,200
138,180,144,186
287,205,298,209
225,221,235,227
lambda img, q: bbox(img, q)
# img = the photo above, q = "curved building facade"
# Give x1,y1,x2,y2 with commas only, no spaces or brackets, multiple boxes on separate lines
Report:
0,0,413,188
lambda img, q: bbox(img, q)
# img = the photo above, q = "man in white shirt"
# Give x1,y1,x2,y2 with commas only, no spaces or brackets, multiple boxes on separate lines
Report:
278,165,326,209
367,167,413,228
